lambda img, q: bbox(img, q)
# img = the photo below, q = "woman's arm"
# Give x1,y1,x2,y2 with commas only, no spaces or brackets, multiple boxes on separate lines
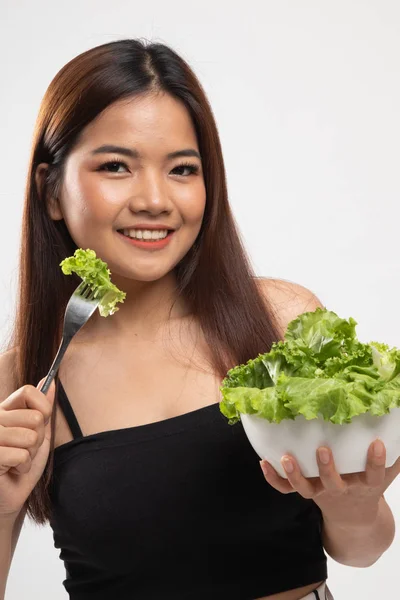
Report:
259,279,398,566
322,495,395,567
0,516,14,599
0,509,26,600
0,349,25,599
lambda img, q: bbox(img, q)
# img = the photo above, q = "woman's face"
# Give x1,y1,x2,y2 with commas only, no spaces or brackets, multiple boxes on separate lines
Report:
49,92,206,285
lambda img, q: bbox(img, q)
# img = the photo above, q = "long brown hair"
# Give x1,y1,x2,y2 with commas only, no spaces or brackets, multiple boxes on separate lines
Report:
8,39,281,524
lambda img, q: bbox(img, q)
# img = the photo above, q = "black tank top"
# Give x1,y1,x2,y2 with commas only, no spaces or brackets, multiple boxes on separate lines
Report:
49,378,327,600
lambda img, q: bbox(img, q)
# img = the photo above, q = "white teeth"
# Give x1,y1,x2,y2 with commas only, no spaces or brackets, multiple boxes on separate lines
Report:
122,229,169,241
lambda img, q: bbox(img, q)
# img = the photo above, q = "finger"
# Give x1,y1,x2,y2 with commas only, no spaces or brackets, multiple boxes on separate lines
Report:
0,448,32,475
316,447,347,495
36,377,46,391
0,427,43,460
383,456,400,493
0,409,45,431
260,460,296,494
37,379,56,425
1,385,53,425
281,455,317,499
0,427,39,449
364,439,386,488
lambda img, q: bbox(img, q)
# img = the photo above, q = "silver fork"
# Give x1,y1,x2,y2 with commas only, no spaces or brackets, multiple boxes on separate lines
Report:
39,282,100,394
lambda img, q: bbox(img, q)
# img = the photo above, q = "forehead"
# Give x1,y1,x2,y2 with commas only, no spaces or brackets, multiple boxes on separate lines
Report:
75,92,198,152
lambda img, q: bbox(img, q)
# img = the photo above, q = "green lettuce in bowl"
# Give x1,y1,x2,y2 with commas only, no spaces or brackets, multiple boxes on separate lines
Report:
220,308,400,477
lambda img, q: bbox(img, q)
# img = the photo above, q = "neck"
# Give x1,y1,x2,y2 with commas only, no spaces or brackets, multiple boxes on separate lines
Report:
78,272,190,341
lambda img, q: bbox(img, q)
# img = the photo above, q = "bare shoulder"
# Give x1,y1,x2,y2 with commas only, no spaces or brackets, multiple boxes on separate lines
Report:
0,347,19,402
258,277,324,337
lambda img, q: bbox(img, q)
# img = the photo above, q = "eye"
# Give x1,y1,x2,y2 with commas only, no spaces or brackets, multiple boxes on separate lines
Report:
171,162,200,177
97,160,129,173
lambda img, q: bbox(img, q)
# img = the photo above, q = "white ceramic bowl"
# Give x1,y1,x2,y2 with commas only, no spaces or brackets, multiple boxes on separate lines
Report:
240,408,400,478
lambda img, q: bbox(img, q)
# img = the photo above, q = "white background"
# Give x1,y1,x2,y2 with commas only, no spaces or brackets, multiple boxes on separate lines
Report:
1,1,399,598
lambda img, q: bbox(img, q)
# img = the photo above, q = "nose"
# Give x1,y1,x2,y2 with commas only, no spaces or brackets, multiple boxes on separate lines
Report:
128,169,172,216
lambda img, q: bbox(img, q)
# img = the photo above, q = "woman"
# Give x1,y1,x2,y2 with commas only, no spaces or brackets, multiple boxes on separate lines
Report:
0,39,397,600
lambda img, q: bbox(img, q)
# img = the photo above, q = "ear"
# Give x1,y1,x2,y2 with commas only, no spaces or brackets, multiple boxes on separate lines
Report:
35,163,64,221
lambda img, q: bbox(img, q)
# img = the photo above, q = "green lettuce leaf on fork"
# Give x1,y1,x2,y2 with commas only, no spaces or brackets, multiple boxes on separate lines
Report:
60,249,126,317
220,307,400,425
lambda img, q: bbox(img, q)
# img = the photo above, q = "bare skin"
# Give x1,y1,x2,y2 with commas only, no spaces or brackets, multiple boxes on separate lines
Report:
53,278,325,600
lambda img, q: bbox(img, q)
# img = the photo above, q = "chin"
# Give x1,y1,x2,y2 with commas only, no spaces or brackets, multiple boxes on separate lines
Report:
116,266,176,285
134,272,169,283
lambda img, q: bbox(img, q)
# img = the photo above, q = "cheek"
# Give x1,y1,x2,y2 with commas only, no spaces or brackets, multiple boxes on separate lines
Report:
60,171,126,225
180,185,206,229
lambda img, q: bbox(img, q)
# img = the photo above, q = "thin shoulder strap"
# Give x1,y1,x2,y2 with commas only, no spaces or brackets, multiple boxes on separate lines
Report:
56,377,84,439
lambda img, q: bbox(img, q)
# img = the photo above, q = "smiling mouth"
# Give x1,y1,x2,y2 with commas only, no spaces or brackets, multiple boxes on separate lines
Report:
118,228,174,242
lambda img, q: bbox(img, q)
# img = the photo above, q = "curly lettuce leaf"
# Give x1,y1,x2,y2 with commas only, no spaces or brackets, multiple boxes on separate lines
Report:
370,342,400,381
223,340,319,391
220,307,400,425
284,307,359,361
60,249,126,317
279,375,372,424
220,385,294,425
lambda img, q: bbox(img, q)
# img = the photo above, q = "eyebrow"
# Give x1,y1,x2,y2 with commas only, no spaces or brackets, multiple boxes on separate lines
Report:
90,145,201,161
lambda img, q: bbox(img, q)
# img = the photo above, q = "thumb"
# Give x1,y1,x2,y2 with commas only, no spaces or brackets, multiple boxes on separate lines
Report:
36,378,56,425
36,377,56,396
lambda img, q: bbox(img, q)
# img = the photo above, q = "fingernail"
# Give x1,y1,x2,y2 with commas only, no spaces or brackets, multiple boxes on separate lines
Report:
374,440,384,458
260,460,268,477
318,448,330,465
36,377,46,389
282,457,294,473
